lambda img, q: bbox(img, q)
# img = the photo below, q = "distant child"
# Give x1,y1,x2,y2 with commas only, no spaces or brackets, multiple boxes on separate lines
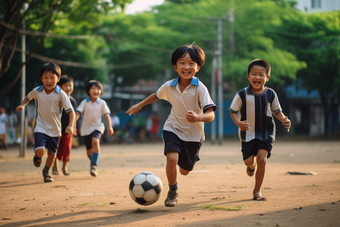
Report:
150,112,160,143
229,59,291,201
0,106,8,149
16,63,75,182
52,75,77,176
126,43,217,207
76,80,113,177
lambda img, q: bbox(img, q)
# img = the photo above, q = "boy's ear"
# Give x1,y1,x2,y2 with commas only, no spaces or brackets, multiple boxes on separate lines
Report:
173,65,178,72
266,74,271,81
197,65,201,71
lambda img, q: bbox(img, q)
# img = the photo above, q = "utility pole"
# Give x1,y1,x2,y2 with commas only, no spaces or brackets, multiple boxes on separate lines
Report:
210,54,217,144
20,4,27,157
207,17,228,145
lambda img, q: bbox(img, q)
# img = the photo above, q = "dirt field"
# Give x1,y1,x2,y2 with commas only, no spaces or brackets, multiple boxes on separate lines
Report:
0,140,339,227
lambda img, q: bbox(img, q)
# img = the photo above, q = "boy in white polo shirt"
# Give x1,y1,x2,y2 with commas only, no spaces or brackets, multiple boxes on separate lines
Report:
16,63,75,182
126,43,217,207
76,80,113,177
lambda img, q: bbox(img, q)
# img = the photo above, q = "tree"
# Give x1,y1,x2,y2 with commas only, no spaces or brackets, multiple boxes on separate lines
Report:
270,11,340,137
0,0,132,97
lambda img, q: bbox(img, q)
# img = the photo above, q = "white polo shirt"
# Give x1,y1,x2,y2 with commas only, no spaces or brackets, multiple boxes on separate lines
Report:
156,77,217,142
76,97,110,136
28,85,74,137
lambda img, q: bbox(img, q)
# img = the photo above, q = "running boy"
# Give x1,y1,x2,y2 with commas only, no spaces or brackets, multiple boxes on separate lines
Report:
76,80,113,177
52,75,77,176
126,43,217,207
229,59,291,201
16,63,75,182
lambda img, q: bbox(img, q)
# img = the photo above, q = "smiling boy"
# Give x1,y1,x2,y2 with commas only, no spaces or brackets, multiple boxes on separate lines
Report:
16,63,75,182
229,59,291,201
126,43,217,207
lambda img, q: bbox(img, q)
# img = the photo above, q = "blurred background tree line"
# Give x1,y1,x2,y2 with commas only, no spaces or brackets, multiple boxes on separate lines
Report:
0,0,339,137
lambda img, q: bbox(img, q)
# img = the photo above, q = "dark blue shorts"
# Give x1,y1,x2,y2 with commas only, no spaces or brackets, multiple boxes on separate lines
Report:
34,133,59,154
241,139,272,161
83,130,102,150
162,130,202,171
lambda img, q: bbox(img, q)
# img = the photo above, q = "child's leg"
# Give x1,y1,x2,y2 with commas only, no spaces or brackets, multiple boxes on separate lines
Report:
52,158,59,174
165,151,179,207
166,151,179,185
244,155,255,176
42,150,56,183
91,137,100,164
253,149,268,200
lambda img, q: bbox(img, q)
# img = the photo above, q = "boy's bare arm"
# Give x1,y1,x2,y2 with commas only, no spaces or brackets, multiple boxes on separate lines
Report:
126,93,157,116
230,112,249,131
65,111,75,137
104,114,114,136
274,112,291,132
75,111,81,121
186,108,215,123
16,96,30,112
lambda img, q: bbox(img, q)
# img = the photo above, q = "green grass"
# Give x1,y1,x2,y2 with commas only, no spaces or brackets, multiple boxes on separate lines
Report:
319,208,326,211
201,205,243,211
133,208,149,213
333,160,340,163
82,202,88,206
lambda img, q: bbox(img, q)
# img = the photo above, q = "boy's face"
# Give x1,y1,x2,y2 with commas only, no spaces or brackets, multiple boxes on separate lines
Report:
247,65,270,93
173,53,201,82
0,107,5,114
41,71,60,94
89,85,102,100
61,81,74,97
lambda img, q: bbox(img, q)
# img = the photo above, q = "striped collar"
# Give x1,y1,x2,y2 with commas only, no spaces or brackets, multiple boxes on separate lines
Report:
86,97,101,103
37,85,61,93
246,85,267,95
170,77,199,86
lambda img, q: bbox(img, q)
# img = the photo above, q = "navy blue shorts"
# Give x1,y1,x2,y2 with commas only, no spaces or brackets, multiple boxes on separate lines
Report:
241,139,272,161
162,130,202,171
83,130,102,150
34,133,59,154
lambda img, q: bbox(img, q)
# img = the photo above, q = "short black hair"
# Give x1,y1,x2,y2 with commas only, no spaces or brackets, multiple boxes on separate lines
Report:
40,62,61,78
171,43,205,66
86,80,103,96
247,59,271,75
58,75,74,87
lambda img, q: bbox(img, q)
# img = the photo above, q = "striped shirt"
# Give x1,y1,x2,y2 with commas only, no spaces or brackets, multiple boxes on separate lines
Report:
229,86,282,142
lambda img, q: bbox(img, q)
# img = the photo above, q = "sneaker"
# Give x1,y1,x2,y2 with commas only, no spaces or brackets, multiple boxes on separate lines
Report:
90,165,97,177
164,190,178,207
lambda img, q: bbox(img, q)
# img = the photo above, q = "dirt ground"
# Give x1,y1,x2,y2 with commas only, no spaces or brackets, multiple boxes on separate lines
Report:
0,139,339,227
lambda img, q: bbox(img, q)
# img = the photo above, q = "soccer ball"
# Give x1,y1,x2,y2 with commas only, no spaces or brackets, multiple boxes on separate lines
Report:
129,171,163,206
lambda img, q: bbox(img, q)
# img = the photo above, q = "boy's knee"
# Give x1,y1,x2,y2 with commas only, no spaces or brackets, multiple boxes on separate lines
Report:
179,168,190,176
257,157,267,166
35,148,45,157
244,157,254,167
92,138,100,146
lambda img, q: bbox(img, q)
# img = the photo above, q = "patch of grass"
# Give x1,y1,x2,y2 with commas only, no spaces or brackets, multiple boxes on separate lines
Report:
82,202,88,206
333,160,340,163
133,208,149,213
319,208,326,211
200,205,242,211
225,166,229,169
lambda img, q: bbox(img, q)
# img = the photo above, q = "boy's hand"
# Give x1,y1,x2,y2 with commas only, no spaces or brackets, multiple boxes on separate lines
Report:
282,116,291,132
186,110,199,122
238,121,249,131
73,127,77,136
65,126,74,137
126,104,141,116
106,126,114,136
16,105,24,112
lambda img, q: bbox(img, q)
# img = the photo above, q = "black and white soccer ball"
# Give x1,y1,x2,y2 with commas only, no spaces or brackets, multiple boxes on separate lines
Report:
129,171,163,206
